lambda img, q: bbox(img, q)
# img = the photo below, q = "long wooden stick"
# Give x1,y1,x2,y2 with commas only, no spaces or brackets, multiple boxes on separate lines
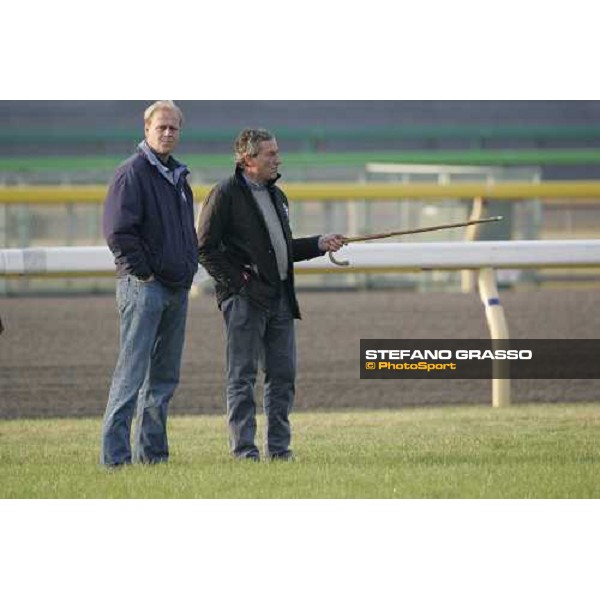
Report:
329,216,503,266
341,216,503,243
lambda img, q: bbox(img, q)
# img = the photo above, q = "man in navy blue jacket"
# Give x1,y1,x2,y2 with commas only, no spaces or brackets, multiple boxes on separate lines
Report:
101,100,198,467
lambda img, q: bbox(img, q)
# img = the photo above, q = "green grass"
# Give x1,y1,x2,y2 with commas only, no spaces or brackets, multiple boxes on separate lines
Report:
1,404,598,498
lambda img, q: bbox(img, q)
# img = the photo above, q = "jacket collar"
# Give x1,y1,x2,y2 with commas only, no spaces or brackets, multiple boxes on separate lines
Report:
138,141,189,187
235,165,281,190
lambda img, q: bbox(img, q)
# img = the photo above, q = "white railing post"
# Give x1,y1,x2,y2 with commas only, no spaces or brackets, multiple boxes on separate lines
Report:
478,267,511,407
461,196,485,293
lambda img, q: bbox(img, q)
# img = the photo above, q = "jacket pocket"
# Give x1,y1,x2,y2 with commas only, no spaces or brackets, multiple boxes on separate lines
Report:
244,275,277,311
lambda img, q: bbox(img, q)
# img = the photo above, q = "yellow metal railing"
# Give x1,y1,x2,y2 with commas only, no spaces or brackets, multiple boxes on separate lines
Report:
1,181,600,204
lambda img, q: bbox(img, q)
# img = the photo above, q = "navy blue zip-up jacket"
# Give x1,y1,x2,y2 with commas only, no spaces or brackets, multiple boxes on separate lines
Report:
103,145,198,289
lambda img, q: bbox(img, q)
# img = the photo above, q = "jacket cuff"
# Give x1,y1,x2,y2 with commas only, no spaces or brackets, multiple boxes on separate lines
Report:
315,235,326,256
132,264,152,280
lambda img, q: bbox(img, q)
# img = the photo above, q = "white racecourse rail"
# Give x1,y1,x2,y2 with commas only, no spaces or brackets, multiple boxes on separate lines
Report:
2,240,600,408
2,240,600,276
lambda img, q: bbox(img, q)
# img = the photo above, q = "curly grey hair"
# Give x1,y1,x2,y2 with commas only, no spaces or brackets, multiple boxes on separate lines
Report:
234,128,275,167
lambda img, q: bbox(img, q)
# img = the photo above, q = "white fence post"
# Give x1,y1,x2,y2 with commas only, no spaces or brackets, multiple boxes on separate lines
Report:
478,268,511,408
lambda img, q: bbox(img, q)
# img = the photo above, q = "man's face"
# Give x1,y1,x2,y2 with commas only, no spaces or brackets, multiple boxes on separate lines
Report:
145,109,181,157
245,139,281,183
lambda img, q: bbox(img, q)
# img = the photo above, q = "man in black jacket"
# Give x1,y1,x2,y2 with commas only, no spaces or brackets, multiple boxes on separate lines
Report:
101,100,198,467
197,128,343,461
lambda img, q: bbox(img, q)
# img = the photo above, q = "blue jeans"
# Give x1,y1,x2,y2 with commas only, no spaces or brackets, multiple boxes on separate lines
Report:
222,284,296,459
101,276,189,466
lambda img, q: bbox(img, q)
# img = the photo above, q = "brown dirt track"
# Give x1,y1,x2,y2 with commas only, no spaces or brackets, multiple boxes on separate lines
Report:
1,288,599,419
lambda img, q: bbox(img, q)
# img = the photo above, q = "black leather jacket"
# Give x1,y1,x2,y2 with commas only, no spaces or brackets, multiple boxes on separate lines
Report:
196,167,323,318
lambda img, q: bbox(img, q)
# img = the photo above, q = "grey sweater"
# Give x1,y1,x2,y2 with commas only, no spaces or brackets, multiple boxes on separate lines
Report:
250,187,289,281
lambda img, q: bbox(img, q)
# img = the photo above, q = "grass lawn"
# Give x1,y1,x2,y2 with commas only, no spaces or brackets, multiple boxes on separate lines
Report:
1,404,598,498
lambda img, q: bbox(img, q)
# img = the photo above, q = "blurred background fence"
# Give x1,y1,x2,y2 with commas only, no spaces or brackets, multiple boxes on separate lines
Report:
2,100,600,295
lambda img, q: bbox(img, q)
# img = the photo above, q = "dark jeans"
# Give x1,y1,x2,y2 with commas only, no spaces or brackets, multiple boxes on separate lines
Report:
222,283,296,459
100,276,189,466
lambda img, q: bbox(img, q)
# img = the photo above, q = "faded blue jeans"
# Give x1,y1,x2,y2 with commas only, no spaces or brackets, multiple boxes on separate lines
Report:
101,276,189,466
222,283,296,459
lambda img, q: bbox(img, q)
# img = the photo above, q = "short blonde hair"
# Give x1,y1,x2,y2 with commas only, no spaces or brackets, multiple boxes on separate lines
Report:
144,100,184,127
